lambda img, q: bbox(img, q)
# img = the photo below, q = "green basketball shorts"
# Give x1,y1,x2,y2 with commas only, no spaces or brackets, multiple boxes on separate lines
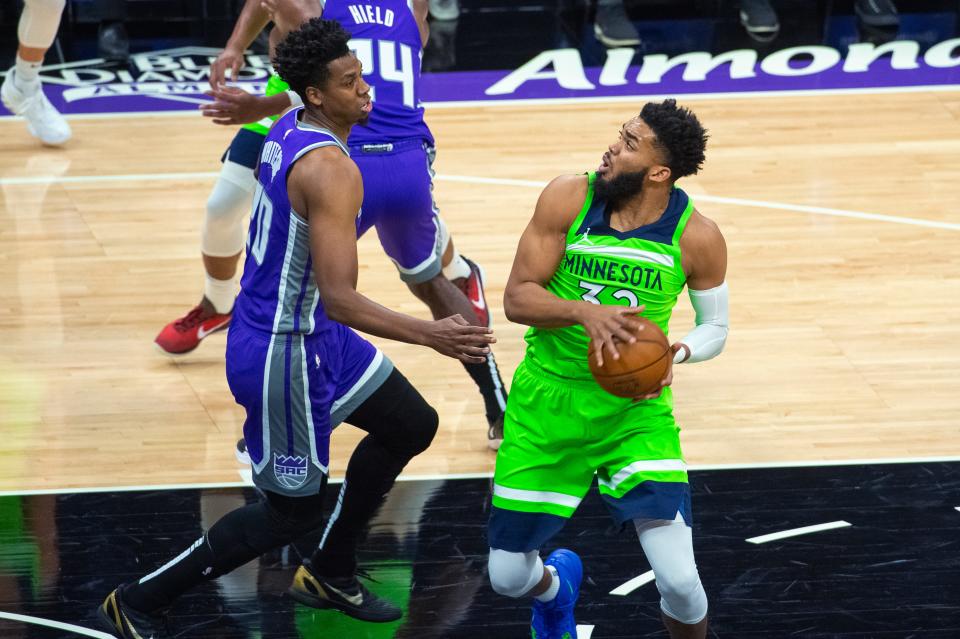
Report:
488,359,692,553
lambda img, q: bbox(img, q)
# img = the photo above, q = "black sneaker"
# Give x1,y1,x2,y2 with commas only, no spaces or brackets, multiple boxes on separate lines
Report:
288,564,402,622
855,0,899,28
487,413,504,451
97,587,170,639
593,3,641,47
235,438,250,465
740,0,780,42
97,22,130,64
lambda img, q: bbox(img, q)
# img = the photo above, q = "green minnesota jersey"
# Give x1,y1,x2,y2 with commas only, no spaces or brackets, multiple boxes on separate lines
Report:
241,73,290,136
524,171,693,382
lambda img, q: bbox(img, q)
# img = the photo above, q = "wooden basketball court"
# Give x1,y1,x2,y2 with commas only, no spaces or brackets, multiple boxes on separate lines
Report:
1,90,959,492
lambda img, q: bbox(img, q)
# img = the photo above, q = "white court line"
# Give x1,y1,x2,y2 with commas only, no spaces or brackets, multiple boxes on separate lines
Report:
1,170,956,232
433,175,960,232
955,507,960,512
577,624,595,638
4,455,958,497
694,193,960,232
610,570,655,596
691,455,960,471
2,82,960,122
0,471,497,498
0,170,219,185
746,520,852,544
0,611,115,639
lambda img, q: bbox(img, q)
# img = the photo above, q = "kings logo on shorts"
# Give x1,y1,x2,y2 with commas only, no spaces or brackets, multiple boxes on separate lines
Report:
273,454,309,489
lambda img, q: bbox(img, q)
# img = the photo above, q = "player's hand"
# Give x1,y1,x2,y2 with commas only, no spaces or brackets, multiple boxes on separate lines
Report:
200,86,267,125
423,314,496,364
633,343,683,401
578,303,644,368
210,47,245,88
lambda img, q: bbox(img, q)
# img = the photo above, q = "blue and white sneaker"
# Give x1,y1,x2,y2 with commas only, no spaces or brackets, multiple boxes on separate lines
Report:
531,549,583,639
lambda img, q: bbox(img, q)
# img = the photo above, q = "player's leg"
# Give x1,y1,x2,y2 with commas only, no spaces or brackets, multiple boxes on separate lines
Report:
594,400,706,638
635,516,708,639
154,129,262,355
1,0,71,145
487,362,594,637
98,489,327,638
354,143,508,449
289,327,436,622
98,323,331,638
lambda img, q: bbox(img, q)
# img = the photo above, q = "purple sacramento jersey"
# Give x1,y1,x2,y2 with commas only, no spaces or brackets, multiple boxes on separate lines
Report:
323,0,434,146
316,0,448,284
227,108,393,497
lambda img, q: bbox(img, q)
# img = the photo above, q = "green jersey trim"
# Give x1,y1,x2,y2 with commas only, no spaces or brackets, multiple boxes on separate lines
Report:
564,172,597,244
671,193,695,245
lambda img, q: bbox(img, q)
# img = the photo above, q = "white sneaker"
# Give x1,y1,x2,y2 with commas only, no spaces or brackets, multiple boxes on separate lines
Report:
1,68,72,146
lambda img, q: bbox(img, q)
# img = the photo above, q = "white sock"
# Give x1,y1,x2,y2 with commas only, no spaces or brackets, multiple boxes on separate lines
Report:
534,565,560,602
14,56,42,92
204,274,238,314
442,252,471,280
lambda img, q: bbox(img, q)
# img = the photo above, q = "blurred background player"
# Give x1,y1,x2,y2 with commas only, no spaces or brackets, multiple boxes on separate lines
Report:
155,0,509,448
739,0,899,42
1,0,72,145
594,0,641,48
98,19,495,638
486,101,727,639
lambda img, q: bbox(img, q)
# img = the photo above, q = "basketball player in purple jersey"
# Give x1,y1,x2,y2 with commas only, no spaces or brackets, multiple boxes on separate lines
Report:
156,0,509,448
98,19,495,638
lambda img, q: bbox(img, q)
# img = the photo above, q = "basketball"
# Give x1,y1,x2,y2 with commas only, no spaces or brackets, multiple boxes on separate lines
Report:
588,317,671,398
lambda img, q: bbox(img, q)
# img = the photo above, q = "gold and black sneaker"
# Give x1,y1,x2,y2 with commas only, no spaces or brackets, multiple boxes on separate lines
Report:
288,563,402,622
97,586,169,639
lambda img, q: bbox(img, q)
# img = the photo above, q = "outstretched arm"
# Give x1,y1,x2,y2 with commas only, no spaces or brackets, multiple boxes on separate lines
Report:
291,150,494,363
201,87,294,126
504,175,644,367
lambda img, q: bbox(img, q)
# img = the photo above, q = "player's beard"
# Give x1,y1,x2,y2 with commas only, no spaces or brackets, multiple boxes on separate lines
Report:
595,168,647,209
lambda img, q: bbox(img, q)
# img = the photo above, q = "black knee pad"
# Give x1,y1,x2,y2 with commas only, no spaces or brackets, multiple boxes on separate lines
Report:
393,385,439,456
398,386,440,457
352,369,439,458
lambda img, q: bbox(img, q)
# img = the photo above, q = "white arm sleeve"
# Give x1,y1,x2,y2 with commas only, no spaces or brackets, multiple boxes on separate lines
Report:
285,90,303,108
673,282,729,364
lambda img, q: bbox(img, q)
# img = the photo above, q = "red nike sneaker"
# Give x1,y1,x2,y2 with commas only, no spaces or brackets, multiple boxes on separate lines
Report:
154,299,232,355
453,256,491,328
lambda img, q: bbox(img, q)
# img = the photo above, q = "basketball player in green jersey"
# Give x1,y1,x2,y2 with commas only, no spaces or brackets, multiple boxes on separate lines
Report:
486,100,728,639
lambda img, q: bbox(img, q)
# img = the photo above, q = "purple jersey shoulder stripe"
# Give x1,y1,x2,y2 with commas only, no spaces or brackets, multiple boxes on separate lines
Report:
234,107,351,336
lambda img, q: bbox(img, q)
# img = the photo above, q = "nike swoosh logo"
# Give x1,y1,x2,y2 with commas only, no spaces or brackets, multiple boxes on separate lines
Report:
469,288,486,311
324,582,364,606
197,318,230,340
